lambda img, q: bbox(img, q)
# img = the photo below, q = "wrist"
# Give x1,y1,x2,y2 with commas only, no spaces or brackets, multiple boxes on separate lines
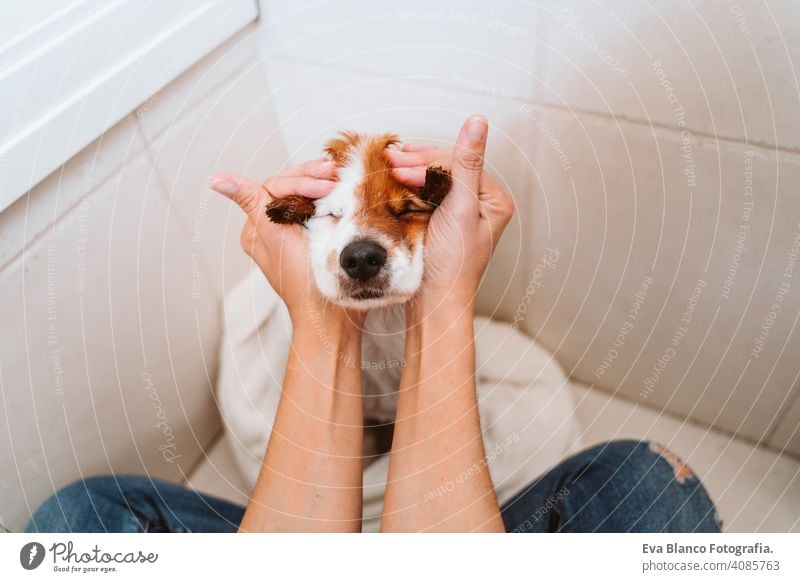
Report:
404,296,475,352
290,311,363,348
287,307,364,398
405,292,475,327
288,294,365,335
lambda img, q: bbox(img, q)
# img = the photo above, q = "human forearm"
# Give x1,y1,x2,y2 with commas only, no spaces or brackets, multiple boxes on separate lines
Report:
239,313,364,532
381,301,504,532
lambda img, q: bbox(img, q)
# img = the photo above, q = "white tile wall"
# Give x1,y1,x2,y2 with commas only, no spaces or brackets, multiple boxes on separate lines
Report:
770,391,800,454
539,0,800,150
252,0,800,458
0,22,284,531
258,0,547,102
0,115,147,270
144,60,288,298
0,149,221,531
521,110,800,446
134,26,262,145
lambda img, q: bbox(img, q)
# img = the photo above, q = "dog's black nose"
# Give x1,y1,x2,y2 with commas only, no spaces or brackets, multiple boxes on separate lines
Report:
340,240,387,282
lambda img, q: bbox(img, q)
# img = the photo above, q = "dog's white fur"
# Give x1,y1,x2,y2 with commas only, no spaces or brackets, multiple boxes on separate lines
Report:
301,135,431,420
306,143,425,310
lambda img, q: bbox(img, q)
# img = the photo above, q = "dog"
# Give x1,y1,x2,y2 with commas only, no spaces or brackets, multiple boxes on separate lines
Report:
264,132,452,427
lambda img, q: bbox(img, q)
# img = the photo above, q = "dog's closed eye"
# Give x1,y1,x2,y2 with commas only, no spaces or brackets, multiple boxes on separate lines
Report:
389,198,433,218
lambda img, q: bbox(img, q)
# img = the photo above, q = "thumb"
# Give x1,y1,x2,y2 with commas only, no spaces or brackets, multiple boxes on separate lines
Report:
450,116,488,205
211,172,269,220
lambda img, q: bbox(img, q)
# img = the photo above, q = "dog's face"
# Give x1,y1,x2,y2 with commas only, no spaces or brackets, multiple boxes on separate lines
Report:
266,132,451,310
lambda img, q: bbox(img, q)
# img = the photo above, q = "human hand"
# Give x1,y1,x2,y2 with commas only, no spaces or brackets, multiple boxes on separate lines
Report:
210,161,364,328
387,116,515,310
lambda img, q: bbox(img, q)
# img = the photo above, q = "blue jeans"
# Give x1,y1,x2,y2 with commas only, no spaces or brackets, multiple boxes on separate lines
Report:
26,440,721,533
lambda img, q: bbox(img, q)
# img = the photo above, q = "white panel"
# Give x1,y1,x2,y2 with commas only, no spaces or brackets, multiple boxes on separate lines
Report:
0,0,75,52
0,0,258,213
0,114,146,271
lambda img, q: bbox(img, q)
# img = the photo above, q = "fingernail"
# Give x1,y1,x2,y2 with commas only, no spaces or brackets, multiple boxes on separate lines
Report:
467,116,488,142
211,179,237,198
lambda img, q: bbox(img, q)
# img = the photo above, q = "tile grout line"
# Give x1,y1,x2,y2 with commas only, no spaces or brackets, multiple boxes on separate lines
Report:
535,101,800,156
0,129,150,278
762,378,800,449
273,53,800,158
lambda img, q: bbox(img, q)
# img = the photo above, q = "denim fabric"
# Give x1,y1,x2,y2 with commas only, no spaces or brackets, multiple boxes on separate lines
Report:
26,475,244,533
26,439,721,533
501,440,721,532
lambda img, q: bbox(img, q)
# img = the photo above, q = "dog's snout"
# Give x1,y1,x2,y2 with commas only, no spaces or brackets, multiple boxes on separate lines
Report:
340,240,387,282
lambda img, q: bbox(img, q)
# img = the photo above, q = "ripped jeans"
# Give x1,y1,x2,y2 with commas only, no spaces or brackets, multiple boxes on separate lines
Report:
27,440,722,533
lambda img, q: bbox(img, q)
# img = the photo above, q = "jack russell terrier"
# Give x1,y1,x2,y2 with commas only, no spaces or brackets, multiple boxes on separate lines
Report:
265,131,452,425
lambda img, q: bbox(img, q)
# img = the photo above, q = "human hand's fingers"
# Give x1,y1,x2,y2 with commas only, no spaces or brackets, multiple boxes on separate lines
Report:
211,174,271,219
390,166,429,188
212,172,335,206
386,146,451,168
391,162,513,240
449,116,488,204
400,142,426,152
279,158,337,179
391,163,494,193
263,175,337,198
210,174,316,252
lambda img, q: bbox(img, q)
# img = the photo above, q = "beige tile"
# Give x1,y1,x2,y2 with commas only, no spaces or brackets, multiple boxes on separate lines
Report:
0,151,221,531
146,61,288,298
571,382,800,532
263,57,540,320
0,114,146,270
521,109,800,450
134,23,263,145
258,0,545,101
769,390,800,453
539,0,800,150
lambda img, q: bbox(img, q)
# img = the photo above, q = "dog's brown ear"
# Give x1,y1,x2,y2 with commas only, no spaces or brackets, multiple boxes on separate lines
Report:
420,166,452,207
265,195,316,225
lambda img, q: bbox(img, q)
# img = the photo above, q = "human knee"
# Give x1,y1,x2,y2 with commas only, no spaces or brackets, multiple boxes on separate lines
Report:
576,440,720,531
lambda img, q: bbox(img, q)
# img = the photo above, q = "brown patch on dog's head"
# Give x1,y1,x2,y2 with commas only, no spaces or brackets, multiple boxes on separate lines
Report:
353,135,451,257
279,130,454,309
324,131,362,166
265,195,316,225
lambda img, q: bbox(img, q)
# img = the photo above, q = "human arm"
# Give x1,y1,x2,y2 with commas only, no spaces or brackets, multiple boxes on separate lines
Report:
380,116,516,531
211,163,366,532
